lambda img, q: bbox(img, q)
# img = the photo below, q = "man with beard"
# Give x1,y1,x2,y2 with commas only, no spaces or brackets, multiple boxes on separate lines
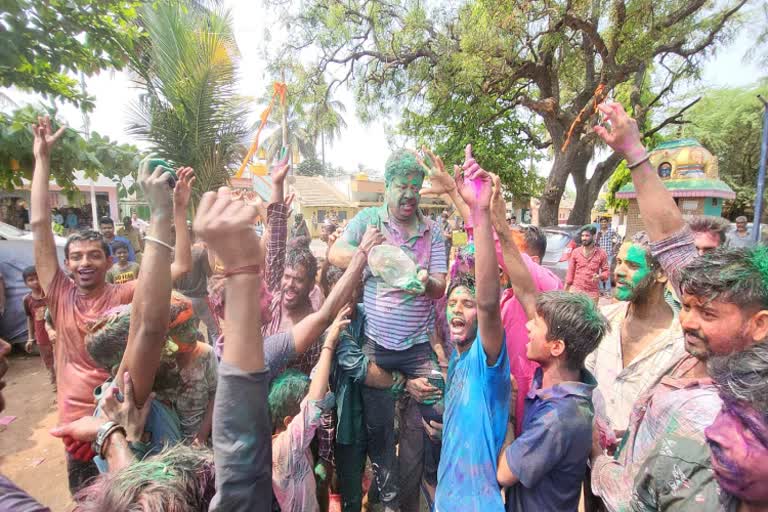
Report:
29,116,192,494
585,232,686,438
590,102,768,510
706,341,768,512
329,148,447,511
565,225,608,302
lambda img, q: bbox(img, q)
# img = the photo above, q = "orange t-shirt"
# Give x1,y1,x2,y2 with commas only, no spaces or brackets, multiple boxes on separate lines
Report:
48,269,136,424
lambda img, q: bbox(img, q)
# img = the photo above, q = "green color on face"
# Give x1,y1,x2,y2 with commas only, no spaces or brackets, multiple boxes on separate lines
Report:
615,244,652,301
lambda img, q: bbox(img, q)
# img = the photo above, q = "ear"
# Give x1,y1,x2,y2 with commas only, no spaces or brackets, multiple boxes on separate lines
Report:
748,310,768,343
549,338,566,359
531,255,541,265
282,416,292,429
654,268,668,284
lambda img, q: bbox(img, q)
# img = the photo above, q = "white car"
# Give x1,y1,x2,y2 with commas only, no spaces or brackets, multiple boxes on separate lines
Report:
0,221,68,246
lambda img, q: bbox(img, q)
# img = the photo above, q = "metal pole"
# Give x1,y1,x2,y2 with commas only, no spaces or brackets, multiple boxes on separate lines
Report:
754,95,768,243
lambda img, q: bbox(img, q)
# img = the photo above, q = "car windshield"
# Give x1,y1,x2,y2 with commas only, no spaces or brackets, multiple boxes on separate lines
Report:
545,232,571,251
0,222,25,237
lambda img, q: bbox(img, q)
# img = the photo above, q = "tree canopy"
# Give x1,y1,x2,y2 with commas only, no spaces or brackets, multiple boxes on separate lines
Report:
273,0,748,225
0,1,143,110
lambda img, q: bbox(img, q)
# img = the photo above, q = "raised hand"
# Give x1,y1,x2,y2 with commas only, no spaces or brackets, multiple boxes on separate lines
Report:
272,147,291,185
102,372,153,442
173,167,196,212
416,146,455,196
489,173,508,232
457,144,493,209
32,116,66,161
594,102,645,160
194,187,262,270
324,304,353,350
358,225,385,254
139,157,175,217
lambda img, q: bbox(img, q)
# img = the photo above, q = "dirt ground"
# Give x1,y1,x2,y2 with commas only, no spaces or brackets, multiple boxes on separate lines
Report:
0,352,71,512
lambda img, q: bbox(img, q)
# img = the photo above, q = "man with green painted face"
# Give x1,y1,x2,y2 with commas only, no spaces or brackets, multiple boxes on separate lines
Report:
585,232,686,438
329,149,447,510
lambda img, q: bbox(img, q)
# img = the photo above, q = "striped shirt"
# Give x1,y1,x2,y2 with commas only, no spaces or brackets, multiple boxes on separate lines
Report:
342,206,447,351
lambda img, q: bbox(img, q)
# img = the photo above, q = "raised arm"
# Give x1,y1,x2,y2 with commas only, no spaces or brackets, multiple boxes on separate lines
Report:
265,156,291,293
115,158,177,406
169,167,195,282
194,187,272,511
292,226,384,354
308,305,351,401
457,145,504,364
489,174,537,319
417,147,472,225
29,116,66,294
594,103,683,242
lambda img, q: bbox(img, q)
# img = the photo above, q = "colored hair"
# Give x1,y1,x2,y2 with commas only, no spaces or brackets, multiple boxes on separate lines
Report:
22,265,37,281
629,231,661,273
285,237,318,287
680,246,768,311
447,272,476,299
709,341,768,423
579,225,597,236
268,369,310,432
384,149,424,187
688,216,729,245
65,230,110,259
535,291,609,370
74,444,215,512
99,216,115,227
522,226,547,260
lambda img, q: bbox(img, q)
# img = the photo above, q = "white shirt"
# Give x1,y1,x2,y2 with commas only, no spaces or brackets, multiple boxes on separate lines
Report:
586,301,686,431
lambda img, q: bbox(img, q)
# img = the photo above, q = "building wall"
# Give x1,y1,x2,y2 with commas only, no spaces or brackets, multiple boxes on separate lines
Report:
625,197,714,238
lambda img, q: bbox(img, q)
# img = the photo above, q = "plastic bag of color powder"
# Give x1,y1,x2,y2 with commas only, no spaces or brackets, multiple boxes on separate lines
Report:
368,245,425,294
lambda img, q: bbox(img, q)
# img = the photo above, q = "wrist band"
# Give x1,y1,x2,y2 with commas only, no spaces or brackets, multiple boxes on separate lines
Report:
627,153,651,170
93,421,127,459
144,236,174,251
223,264,262,278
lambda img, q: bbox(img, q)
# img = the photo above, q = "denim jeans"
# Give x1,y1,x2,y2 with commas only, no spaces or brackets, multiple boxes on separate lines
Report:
361,339,443,510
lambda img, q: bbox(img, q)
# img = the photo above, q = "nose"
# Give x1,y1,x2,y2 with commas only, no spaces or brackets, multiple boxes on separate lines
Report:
679,308,699,332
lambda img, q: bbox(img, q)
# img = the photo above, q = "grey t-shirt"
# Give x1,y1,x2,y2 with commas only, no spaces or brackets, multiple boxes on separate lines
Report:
727,231,757,249
173,246,211,298
209,362,272,512
264,330,296,382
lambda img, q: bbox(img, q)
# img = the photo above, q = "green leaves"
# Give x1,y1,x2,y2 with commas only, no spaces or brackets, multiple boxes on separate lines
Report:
0,105,140,192
0,0,143,109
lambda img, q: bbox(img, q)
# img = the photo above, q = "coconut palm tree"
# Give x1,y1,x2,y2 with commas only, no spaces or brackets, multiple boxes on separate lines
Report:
127,2,250,205
307,98,347,168
259,108,317,165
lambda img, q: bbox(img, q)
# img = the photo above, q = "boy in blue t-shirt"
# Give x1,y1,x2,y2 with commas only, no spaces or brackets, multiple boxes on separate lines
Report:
436,147,540,511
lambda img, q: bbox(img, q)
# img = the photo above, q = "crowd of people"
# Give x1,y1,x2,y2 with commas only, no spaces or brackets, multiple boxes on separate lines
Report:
0,101,766,512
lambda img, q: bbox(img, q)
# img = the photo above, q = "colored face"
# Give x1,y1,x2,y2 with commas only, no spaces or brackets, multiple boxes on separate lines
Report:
705,400,768,504
115,248,129,264
65,240,111,291
446,286,478,346
693,231,722,256
580,230,594,246
386,173,423,222
281,264,312,310
24,273,41,292
100,223,115,240
525,314,554,364
679,294,753,360
614,243,654,302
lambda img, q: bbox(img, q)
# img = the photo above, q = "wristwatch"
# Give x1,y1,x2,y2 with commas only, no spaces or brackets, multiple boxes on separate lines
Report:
93,421,127,459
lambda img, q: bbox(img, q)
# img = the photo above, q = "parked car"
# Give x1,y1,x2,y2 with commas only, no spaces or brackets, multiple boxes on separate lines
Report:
0,239,65,344
0,221,68,246
540,225,584,281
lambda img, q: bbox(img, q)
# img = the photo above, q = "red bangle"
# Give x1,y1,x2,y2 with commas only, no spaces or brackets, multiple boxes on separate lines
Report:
223,264,262,278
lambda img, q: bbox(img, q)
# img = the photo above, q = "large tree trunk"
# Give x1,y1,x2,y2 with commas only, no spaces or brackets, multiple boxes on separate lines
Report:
538,142,594,226
567,150,624,225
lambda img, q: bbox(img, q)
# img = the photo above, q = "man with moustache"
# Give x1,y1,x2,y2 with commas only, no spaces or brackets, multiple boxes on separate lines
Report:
565,225,609,302
29,117,192,494
590,102,768,510
586,232,686,438
329,148,447,511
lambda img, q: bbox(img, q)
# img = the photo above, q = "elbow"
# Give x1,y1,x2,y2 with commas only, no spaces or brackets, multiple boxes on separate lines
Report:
477,297,500,314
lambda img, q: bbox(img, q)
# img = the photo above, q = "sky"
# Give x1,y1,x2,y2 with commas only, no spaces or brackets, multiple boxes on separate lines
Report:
2,1,764,179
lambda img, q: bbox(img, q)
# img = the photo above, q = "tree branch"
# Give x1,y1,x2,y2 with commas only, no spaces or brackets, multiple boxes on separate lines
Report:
643,97,701,139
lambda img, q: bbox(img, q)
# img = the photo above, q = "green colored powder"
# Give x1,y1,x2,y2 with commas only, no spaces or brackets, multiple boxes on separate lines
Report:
384,150,423,187
615,244,652,301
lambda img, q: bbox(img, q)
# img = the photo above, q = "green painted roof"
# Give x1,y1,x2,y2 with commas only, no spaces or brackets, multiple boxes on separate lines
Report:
651,139,702,151
616,178,735,199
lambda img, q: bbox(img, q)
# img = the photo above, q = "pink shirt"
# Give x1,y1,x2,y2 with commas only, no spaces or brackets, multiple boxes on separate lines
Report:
499,253,563,435
566,246,608,298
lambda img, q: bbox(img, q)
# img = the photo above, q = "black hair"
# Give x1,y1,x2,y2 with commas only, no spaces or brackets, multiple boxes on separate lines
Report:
22,266,37,281
522,226,547,260
285,236,318,283
112,241,129,253
535,291,609,370
64,230,111,259
447,272,476,299
99,217,115,227
688,216,729,245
